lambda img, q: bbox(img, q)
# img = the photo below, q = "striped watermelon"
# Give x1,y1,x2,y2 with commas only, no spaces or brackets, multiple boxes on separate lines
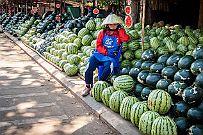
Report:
82,35,94,46
73,38,82,49
78,28,90,38
130,102,149,126
120,96,139,120
68,54,81,65
91,81,109,102
109,90,128,113
113,75,134,92
150,37,161,49
85,19,96,31
59,60,68,68
128,41,140,51
151,116,177,135
67,34,77,43
123,50,135,60
139,111,160,135
178,36,190,46
148,89,172,114
63,63,78,76
66,43,78,54
101,86,115,107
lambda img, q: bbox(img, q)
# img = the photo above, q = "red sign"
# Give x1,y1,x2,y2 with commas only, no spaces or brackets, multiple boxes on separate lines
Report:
56,16,60,22
56,4,60,8
31,10,35,14
125,15,133,28
125,6,131,15
93,8,99,14
127,0,131,5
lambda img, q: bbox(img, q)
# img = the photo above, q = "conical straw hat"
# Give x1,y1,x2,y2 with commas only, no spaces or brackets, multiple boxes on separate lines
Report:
101,14,124,26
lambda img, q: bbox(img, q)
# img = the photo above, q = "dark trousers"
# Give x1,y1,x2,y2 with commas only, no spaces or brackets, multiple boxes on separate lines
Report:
85,55,111,86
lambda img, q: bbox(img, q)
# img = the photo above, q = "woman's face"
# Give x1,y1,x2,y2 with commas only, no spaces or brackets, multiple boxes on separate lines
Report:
108,24,118,30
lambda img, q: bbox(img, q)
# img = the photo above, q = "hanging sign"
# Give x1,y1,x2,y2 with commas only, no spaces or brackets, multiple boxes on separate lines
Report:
127,0,131,5
56,16,61,22
93,8,99,14
31,10,35,14
56,4,60,8
125,15,133,28
125,6,131,15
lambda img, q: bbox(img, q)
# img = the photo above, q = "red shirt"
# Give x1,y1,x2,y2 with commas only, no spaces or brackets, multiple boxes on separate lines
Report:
96,28,130,55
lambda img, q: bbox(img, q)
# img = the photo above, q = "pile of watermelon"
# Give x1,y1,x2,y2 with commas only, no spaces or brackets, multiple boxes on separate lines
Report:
1,11,203,135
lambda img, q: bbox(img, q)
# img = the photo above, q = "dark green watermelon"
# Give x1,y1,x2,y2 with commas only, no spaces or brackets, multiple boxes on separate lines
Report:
174,69,195,85
178,55,194,69
198,101,203,111
129,68,141,79
175,117,189,135
141,61,154,70
156,79,171,90
192,46,203,59
166,54,183,66
161,66,178,80
137,70,150,85
187,108,203,124
168,81,187,99
157,54,171,65
134,83,145,97
120,68,131,75
195,73,203,89
190,59,203,75
150,63,165,73
134,60,143,68
146,73,162,88
182,86,203,105
173,101,190,117
141,87,152,100
141,49,156,61
188,125,203,135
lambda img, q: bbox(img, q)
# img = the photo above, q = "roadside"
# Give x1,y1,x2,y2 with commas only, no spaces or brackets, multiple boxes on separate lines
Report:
0,33,117,135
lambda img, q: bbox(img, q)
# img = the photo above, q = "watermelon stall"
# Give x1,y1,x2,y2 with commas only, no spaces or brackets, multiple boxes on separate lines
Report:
1,1,203,134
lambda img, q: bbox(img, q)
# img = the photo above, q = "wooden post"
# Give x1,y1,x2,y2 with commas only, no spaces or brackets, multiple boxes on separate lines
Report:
141,0,146,52
199,0,203,29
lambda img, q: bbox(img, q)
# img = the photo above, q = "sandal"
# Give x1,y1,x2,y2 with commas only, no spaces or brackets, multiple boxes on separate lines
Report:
81,87,91,97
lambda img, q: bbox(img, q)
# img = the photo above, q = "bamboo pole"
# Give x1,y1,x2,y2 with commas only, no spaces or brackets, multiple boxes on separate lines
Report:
141,0,146,52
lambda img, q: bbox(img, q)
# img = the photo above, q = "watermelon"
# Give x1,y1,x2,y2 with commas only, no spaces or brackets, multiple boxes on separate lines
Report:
91,81,109,102
141,49,156,61
101,86,115,107
139,111,160,135
157,54,170,65
156,79,171,90
190,59,203,75
148,89,172,114
161,66,178,80
68,54,81,65
178,36,190,46
175,117,189,135
120,96,139,120
173,101,190,117
130,102,149,126
150,63,165,73
73,38,82,49
123,50,134,60
109,90,128,113
129,67,140,79
82,35,93,46
192,46,203,59
128,41,140,51
63,63,78,76
182,86,203,105
66,43,78,54
150,37,161,49
128,30,139,39
59,60,68,68
85,19,96,31
188,125,203,135
178,55,194,69
151,116,177,135
174,69,195,85
141,87,152,100
137,70,149,85
195,73,203,89
146,73,162,88
134,83,145,97
187,107,203,124
166,54,182,66
168,81,187,99
113,75,134,92
134,49,142,59
78,28,90,38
